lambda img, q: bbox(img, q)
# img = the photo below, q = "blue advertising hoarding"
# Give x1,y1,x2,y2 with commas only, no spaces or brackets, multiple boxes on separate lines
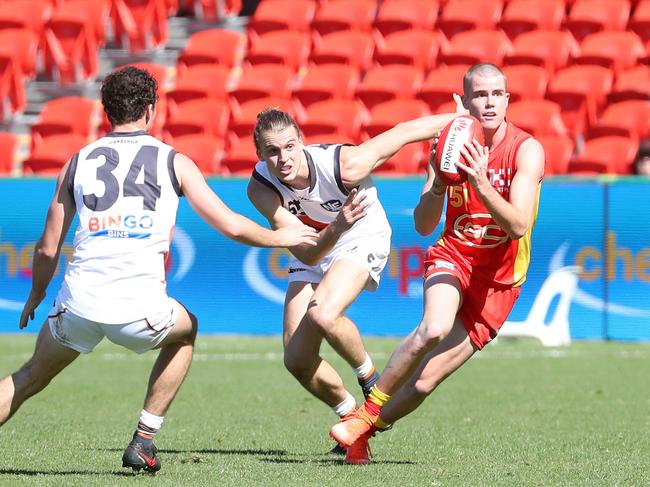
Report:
0,177,648,341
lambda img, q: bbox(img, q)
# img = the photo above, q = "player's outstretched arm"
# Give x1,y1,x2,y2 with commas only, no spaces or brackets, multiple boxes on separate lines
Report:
176,153,318,248
20,161,76,329
247,180,366,266
338,112,459,187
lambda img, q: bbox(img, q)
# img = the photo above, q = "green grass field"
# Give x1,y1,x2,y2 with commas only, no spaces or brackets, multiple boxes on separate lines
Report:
0,335,648,486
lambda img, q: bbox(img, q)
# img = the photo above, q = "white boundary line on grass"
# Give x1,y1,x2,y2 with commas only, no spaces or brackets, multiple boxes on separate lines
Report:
4,348,650,363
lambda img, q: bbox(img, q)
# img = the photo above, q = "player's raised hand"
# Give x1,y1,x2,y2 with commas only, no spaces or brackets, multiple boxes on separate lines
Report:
453,93,469,115
457,139,490,189
332,188,367,233
428,131,442,170
275,223,319,247
19,291,44,329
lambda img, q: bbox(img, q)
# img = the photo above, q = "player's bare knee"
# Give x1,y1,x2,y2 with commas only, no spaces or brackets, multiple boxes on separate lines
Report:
412,376,438,397
413,319,446,351
185,311,198,344
306,303,338,336
283,351,311,380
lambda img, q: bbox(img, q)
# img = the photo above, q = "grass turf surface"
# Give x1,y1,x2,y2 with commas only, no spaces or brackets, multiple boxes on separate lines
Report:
0,335,648,486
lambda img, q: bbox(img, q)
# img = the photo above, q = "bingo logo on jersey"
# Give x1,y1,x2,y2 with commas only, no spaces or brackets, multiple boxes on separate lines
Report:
88,213,154,239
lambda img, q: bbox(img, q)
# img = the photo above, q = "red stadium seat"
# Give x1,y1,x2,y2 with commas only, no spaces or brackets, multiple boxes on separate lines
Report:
373,0,439,39
31,96,96,149
537,134,574,175
629,0,650,42
507,100,568,137
546,65,614,137
292,64,360,108
247,0,316,41
575,31,646,75
440,29,513,67
221,137,259,176
55,0,110,47
177,29,246,71
566,0,631,41
227,97,302,143
373,29,441,72
0,131,17,174
111,0,169,52
173,134,225,175
437,0,504,39
0,0,52,35
373,142,425,174
309,30,376,71
301,99,368,142
498,0,565,39
185,0,242,21
355,64,423,109
167,65,232,109
310,0,377,39
229,64,295,107
588,100,650,139
504,30,579,76
0,29,38,79
0,54,25,120
41,12,99,84
502,65,548,102
361,99,431,140
608,65,650,102
417,65,467,112
163,99,230,141
245,30,311,71
22,134,87,175
568,135,639,174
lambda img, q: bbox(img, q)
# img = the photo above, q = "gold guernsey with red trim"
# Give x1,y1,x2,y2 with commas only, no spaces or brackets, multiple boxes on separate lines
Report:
438,122,541,287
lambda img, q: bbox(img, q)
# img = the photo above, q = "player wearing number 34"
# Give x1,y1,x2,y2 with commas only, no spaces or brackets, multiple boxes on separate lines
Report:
0,66,318,474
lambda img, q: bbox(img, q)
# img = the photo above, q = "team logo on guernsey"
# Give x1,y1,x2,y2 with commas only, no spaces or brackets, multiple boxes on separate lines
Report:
321,199,343,212
453,213,508,248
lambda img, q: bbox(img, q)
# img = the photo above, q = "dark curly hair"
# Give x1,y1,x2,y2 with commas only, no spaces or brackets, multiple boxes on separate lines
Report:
101,66,158,127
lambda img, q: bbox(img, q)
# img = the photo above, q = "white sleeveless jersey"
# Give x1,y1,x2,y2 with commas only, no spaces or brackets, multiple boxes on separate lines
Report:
57,130,181,324
253,144,391,249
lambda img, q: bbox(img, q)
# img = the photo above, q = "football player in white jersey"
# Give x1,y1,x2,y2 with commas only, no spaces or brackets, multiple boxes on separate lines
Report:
0,67,318,474
247,107,460,454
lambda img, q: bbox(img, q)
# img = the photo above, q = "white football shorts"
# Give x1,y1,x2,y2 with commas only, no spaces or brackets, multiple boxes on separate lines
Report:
47,297,180,354
287,234,391,291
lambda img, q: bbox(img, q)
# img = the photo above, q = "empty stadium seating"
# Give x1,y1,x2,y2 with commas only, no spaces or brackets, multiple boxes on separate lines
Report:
4,0,648,178
373,29,441,71
373,0,439,38
292,64,359,108
355,64,423,109
499,0,565,39
177,29,246,71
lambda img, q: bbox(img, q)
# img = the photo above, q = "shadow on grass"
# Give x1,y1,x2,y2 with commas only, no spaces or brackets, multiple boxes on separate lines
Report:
105,448,288,456
0,468,137,477
259,457,416,466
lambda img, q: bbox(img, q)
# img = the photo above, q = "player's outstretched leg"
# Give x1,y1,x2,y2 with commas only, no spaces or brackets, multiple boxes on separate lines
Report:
122,303,197,473
0,321,79,426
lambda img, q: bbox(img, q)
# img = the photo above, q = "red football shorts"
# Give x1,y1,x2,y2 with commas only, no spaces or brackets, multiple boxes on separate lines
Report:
423,244,521,350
